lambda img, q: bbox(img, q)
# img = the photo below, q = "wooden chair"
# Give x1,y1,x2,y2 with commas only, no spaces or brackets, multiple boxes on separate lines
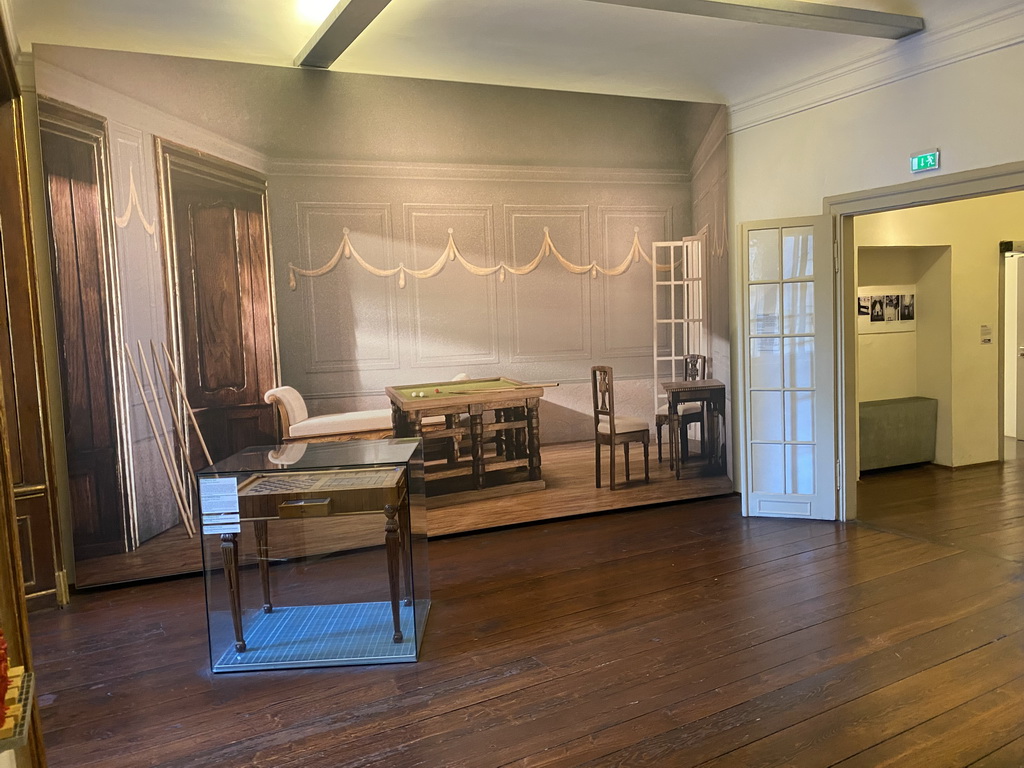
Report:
655,354,707,464
592,366,650,490
264,386,393,442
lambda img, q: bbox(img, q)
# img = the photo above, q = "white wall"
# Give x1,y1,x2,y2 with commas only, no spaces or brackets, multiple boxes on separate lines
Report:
730,23,1024,223
729,7,1024,475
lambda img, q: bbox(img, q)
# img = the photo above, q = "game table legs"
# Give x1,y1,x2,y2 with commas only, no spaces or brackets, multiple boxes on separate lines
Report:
383,504,404,643
527,398,542,481
254,519,272,613
470,406,485,489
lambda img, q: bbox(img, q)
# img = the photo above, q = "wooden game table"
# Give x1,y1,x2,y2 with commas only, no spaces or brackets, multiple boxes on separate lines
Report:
663,378,727,478
386,377,545,493
220,466,411,652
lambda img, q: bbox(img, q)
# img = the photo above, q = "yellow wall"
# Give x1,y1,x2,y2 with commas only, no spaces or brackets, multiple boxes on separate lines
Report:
856,245,951,464
855,191,1024,466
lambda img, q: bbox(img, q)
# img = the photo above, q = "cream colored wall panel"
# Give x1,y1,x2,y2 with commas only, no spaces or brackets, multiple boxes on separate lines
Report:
295,203,399,374
599,208,671,357
106,121,178,544
404,204,498,369
506,205,590,362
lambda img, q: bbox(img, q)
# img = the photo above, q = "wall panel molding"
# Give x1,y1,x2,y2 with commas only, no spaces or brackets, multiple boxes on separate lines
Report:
404,203,499,368
506,205,591,362
598,207,672,357
295,202,400,373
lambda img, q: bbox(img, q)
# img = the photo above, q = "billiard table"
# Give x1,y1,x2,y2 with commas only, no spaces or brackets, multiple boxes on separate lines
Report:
385,377,545,493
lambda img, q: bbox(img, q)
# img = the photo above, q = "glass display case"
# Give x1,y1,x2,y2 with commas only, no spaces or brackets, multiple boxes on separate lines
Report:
197,439,428,672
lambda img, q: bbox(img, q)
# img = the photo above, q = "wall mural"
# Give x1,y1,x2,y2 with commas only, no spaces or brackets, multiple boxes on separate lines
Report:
289,226,666,290
32,43,729,587
113,164,157,236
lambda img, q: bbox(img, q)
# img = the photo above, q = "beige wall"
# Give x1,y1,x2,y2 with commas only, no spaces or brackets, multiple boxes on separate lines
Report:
856,245,952,465
855,193,1024,467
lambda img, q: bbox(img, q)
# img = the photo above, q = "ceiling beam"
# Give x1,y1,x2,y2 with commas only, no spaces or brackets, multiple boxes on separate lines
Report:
295,0,394,69
582,0,925,39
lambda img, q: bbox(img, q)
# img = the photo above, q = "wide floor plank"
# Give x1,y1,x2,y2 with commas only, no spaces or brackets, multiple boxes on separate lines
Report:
28,459,1024,767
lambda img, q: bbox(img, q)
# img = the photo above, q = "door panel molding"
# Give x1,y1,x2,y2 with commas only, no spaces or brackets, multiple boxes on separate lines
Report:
156,139,278,465
739,215,836,520
38,97,132,559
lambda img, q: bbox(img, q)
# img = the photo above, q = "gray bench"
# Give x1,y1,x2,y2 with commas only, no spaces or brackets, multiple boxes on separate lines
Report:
859,396,938,471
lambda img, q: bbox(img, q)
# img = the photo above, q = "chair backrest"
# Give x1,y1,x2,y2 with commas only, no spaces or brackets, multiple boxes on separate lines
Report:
682,354,707,381
591,365,616,435
264,386,308,437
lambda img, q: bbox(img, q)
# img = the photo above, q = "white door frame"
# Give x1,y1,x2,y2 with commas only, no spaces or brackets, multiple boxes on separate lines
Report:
824,160,1024,521
738,216,836,519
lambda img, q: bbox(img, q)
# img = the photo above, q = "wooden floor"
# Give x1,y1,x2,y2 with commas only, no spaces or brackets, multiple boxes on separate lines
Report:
74,440,730,586
28,459,1024,766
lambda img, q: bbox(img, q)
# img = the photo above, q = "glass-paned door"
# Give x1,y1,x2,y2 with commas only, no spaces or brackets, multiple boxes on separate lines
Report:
741,217,836,519
653,235,707,419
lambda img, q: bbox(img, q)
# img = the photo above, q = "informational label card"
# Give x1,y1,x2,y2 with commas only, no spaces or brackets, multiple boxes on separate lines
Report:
199,476,241,534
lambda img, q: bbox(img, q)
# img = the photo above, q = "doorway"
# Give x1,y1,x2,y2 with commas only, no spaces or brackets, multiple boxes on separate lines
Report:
836,186,1024,563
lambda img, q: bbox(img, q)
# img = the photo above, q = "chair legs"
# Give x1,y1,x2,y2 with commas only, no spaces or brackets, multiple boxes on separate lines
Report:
595,438,650,490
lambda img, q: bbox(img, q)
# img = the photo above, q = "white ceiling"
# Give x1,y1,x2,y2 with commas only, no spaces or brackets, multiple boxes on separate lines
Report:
6,0,990,106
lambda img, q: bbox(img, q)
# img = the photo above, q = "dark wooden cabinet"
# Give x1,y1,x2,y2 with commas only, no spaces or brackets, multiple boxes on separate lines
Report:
0,13,52,766
0,97,66,603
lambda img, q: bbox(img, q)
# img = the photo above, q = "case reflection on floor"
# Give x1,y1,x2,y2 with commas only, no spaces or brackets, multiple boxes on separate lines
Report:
212,600,430,671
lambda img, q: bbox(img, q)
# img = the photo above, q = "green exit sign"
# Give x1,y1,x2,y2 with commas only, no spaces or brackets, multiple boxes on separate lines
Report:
910,150,940,173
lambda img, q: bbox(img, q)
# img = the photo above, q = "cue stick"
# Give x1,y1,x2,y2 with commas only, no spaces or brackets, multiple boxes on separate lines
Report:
136,341,195,536
125,343,195,537
150,340,198,494
448,383,560,395
161,342,214,467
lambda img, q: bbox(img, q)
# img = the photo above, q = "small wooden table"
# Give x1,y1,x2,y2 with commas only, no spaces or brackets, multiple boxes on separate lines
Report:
663,378,727,478
386,377,544,491
218,466,411,652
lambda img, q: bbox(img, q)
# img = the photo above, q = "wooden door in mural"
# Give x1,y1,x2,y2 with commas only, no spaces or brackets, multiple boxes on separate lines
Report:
157,141,276,466
0,98,66,604
38,103,128,559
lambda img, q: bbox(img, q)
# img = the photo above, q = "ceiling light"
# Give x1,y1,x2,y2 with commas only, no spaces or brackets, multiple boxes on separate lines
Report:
296,0,339,25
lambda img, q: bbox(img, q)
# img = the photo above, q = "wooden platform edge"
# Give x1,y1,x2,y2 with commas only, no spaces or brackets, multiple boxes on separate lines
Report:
427,480,546,509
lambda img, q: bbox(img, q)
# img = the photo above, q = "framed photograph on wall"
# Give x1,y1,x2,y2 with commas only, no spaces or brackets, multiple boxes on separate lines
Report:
858,284,917,334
